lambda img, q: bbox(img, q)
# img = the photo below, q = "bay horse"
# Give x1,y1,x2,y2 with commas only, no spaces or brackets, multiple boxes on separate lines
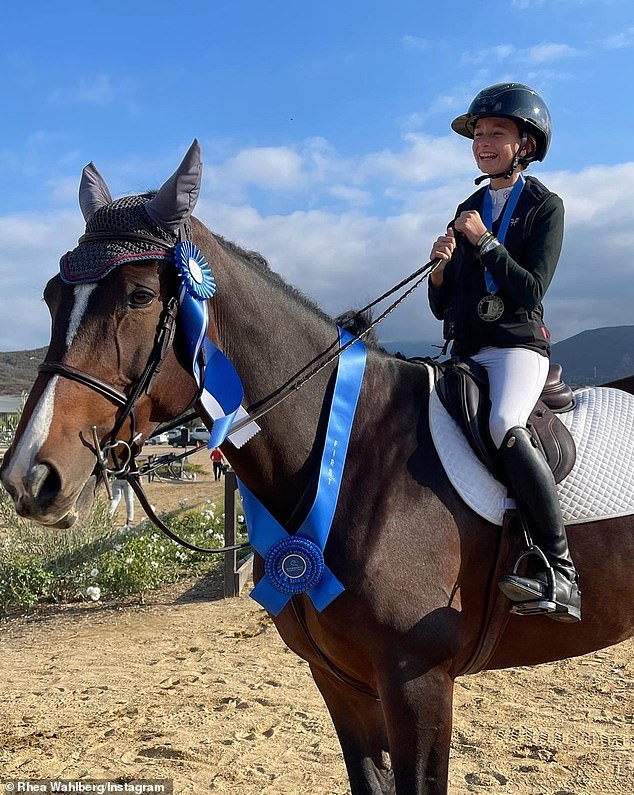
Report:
2,141,633,794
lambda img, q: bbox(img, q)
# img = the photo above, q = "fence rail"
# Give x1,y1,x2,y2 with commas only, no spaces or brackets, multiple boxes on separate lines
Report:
223,469,253,597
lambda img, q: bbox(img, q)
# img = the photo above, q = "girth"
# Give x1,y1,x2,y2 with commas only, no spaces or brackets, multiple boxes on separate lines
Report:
433,357,576,485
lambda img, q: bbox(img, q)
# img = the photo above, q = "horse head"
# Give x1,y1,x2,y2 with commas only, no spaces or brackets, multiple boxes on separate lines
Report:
0,142,207,527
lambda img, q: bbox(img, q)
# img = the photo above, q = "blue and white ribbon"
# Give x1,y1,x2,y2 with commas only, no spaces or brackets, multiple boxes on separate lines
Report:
238,328,367,615
176,241,260,449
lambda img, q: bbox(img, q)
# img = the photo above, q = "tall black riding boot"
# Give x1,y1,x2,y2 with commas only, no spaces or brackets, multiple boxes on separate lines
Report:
497,426,581,622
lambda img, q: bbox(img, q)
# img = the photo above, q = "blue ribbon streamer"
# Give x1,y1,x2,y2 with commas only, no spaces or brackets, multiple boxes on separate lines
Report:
178,282,246,449
238,328,367,615
481,173,525,293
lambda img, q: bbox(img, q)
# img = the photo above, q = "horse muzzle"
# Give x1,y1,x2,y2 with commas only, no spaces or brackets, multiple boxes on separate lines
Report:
0,456,84,527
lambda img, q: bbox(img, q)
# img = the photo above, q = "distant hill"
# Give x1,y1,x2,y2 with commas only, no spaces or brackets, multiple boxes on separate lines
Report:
384,326,634,387
0,347,47,395
382,340,440,359
2,326,634,395
551,326,634,387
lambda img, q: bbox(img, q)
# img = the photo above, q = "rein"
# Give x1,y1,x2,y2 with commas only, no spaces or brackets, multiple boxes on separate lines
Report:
230,256,440,436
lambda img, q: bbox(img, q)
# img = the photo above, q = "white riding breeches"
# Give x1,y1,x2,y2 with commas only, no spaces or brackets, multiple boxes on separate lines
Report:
471,346,550,449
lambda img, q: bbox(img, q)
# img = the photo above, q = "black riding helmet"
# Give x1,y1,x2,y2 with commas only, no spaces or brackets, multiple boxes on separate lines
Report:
451,83,552,163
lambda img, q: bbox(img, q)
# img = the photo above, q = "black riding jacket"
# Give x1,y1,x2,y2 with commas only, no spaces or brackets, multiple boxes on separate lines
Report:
428,175,564,358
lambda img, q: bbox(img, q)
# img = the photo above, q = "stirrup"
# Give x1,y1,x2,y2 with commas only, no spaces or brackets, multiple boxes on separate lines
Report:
499,545,581,622
500,544,558,616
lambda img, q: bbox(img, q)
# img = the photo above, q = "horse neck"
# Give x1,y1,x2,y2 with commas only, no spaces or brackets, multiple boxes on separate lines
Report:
195,225,340,516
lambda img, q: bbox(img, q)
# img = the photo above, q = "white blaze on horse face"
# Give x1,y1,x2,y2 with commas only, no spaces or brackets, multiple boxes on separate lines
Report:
6,375,59,485
66,284,97,348
7,284,96,484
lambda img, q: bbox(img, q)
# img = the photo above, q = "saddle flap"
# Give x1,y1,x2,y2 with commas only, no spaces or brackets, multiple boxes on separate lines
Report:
528,403,576,483
435,360,502,479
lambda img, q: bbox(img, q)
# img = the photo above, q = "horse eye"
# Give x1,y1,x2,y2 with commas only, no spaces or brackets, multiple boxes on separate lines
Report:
129,288,155,307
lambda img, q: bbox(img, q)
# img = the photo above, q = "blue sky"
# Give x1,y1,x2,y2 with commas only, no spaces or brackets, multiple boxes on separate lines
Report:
2,0,634,350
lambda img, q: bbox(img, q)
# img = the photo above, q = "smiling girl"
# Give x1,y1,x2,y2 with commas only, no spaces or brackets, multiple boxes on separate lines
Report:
428,83,581,622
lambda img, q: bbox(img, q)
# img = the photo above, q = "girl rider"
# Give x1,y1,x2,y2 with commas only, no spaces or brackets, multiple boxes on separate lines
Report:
428,83,581,622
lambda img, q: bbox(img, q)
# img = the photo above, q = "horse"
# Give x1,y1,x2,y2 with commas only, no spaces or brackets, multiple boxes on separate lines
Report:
2,141,633,794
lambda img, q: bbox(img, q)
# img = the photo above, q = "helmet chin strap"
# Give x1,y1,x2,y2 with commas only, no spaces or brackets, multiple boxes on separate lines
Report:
474,131,529,186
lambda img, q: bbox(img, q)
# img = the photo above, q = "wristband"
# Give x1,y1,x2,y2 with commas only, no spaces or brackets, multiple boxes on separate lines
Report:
479,235,500,256
476,231,492,249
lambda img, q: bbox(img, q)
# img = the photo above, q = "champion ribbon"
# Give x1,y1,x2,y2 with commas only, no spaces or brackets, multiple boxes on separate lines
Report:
481,173,525,293
176,243,260,449
238,328,367,615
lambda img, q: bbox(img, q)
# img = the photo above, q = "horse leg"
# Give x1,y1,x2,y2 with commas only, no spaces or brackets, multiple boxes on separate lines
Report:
309,663,395,795
378,665,454,795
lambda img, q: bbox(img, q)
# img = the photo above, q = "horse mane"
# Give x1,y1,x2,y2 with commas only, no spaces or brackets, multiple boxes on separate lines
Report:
207,229,339,329
211,233,385,351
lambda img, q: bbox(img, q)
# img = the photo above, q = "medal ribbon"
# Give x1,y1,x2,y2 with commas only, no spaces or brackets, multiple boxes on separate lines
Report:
481,173,525,293
237,328,367,615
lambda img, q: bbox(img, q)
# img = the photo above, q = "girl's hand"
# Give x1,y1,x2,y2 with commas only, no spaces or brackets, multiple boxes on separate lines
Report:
454,210,487,245
430,227,456,263
429,227,456,287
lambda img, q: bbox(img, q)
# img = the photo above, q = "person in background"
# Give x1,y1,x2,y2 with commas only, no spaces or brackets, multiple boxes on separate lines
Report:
108,478,135,527
210,448,225,481
428,83,580,622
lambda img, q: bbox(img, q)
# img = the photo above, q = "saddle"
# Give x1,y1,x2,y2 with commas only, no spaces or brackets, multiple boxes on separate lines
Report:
430,358,576,485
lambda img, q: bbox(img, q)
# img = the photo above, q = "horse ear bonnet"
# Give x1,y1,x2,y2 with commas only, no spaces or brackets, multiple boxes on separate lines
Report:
60,140,202,284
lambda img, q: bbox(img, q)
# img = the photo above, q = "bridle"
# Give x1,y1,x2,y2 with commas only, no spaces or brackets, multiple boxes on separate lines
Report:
38,226,440,554
40,230,187,480
40,293,181,471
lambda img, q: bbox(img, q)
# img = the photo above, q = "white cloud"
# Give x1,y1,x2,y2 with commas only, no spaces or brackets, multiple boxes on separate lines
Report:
524,43,579,63
327,185,373,207
357,134,473,184
512,0,545,8
0,209,83,349
49,74,116,106
602,26,634,49
218,146,305,189
402,35,431,51
463,42,578,66
3,142,634,354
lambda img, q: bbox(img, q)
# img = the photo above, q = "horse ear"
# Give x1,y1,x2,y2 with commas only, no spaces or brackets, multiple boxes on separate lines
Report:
144,139,202,234
79,162,113,222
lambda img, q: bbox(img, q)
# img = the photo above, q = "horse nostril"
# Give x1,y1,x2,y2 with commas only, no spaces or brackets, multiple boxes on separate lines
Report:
27,462,62,505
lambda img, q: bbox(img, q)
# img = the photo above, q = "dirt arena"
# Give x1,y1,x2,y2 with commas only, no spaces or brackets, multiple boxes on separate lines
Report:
1,446,632,793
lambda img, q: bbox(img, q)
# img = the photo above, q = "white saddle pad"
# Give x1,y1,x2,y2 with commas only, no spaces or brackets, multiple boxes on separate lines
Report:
425,363,634,526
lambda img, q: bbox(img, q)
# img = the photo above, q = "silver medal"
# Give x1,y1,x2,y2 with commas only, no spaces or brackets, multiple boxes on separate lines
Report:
477,294,504,322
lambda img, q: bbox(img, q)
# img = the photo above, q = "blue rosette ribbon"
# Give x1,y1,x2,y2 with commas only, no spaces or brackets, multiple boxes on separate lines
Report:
238,328,367,615
175,241,260,449
175,241,216,300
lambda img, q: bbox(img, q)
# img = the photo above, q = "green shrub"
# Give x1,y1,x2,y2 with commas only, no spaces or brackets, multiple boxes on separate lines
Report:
0,489,248,612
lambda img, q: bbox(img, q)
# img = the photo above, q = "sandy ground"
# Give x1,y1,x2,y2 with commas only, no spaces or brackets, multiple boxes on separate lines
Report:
1,444,632,794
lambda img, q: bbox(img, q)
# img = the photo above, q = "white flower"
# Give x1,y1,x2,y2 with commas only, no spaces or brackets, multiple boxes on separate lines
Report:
86,586,101,601
114,544,123,552
238,514,244,523
90,568,99,578
125,557,134,565
151,561,159,569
